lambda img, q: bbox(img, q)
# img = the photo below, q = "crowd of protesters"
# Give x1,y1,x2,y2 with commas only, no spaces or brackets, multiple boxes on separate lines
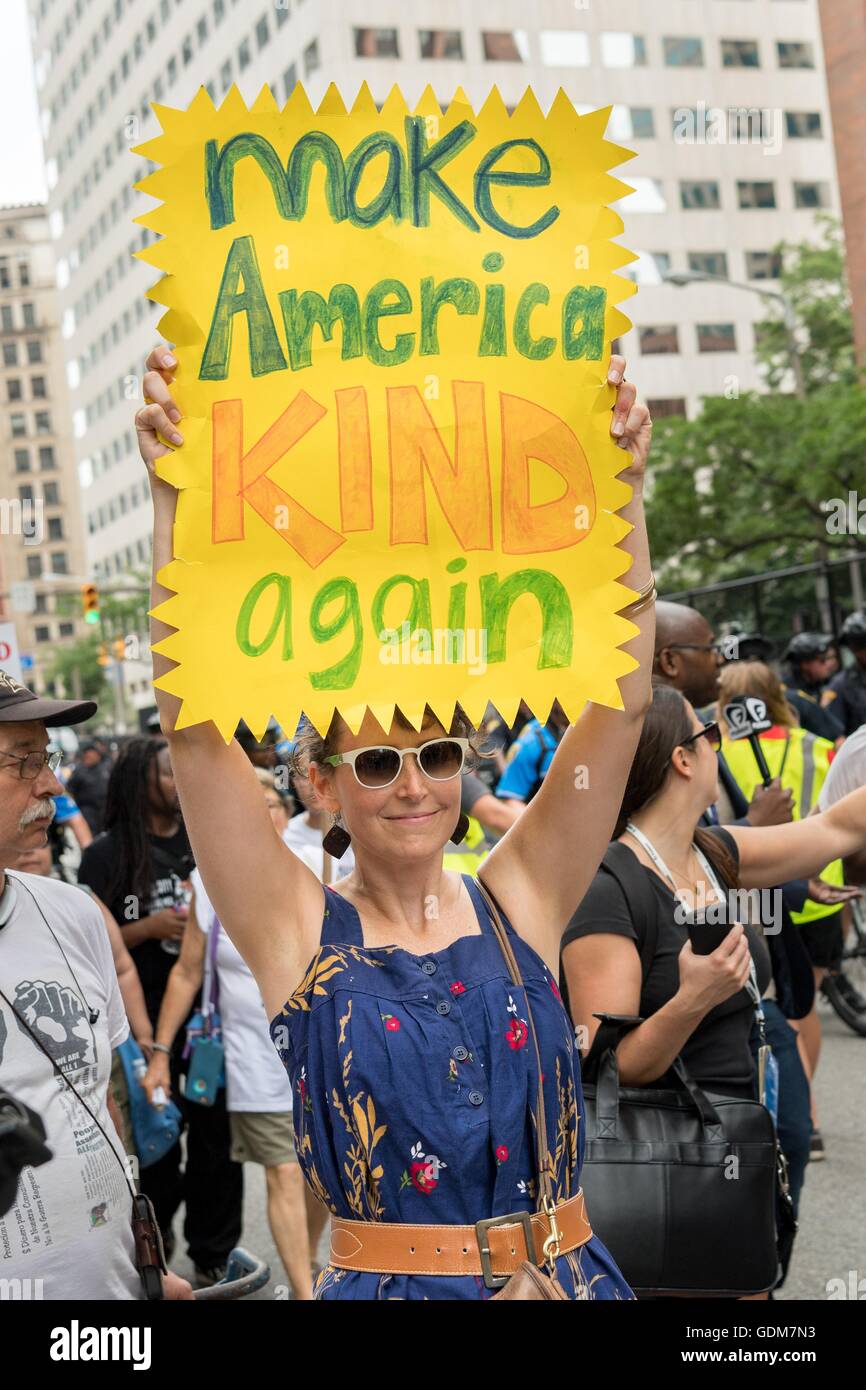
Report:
2,347,866,1302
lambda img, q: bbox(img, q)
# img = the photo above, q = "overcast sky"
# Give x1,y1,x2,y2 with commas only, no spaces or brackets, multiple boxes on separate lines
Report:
1,0,48,207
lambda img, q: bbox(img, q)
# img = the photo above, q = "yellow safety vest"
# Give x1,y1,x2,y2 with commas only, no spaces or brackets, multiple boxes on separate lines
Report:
442,815,490,876
720,726,844,924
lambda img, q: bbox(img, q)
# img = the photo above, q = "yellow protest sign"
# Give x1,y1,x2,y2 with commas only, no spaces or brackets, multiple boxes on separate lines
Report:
135,84,638,739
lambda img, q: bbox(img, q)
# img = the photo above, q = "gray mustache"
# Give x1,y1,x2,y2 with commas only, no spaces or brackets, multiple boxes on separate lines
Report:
19,800,55,828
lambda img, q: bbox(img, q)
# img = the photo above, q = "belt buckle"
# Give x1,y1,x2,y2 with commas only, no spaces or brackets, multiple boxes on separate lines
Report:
475,1211,537,1290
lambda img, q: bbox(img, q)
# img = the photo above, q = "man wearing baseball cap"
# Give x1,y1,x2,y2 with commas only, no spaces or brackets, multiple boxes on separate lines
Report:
0,669,191,1299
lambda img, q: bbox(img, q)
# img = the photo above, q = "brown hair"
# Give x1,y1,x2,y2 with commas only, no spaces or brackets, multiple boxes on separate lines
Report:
291,703,482,781
717,660,799,732
615,685,738,888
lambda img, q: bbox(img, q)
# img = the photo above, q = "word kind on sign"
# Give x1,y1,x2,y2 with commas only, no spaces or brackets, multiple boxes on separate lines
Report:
136,82,639,738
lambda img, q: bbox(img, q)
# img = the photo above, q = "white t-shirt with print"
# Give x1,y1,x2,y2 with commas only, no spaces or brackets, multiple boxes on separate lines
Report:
282,813,355,880
190,868,291,1113
818,724,866,810
0,871,139,1300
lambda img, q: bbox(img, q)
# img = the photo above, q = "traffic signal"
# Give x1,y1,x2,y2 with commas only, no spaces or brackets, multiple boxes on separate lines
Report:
112,639,126,661
97,643,109,668
81,583,100,625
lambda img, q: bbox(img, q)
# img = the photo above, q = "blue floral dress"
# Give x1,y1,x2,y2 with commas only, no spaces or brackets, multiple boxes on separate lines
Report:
269,874,633,1301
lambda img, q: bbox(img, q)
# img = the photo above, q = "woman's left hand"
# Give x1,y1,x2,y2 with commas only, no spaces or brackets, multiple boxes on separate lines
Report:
608,354,652,484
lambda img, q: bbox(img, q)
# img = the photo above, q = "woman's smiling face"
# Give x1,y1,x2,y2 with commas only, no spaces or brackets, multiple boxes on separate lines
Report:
309,709,463,862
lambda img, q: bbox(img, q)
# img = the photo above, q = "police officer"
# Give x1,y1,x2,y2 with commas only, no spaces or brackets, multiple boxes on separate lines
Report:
823,613,866,736
783,633,844,741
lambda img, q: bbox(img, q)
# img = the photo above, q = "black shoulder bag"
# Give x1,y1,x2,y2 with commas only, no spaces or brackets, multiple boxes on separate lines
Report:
576,842,782,1297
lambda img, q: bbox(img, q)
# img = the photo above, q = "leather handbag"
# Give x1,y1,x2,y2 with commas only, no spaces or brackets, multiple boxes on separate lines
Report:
475,880,571,1300
577,843,780,1297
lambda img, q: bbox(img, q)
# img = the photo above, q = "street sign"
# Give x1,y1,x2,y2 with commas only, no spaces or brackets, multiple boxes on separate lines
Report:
0,623,24,684
20,653,34,672
10,582,36,615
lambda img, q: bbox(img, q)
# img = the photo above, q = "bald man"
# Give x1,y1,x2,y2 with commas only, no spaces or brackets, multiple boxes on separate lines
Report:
653,600,725,709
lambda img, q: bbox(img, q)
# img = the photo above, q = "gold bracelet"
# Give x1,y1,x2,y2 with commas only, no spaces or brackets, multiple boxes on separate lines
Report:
620,574,657,616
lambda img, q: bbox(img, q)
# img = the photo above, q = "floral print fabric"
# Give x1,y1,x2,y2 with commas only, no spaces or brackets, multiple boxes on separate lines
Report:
269,874,632,1301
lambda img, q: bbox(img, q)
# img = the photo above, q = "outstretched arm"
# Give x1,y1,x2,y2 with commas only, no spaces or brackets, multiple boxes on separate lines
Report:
480,358,654,970
137,347,325,1018
729,785,866,889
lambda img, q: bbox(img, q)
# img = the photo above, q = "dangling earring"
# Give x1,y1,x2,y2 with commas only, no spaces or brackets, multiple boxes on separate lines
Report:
451,812,470,845
322,812,352,859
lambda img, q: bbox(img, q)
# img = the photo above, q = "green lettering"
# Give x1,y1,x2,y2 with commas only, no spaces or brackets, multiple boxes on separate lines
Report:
309,578,363,690
474,140,559,239
419,277,481,355
362,278,415,367
278,284,362,371
345,132,405,228
371,574,433,638
513,283,555,360
479,569,572,668
405,116,479,232
236,573,293,659
200,236,287,380
479,283,506,357
563,286,607,361
204,130,348,231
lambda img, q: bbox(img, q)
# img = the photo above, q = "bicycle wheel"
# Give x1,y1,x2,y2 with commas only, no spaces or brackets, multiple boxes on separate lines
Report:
821,900,866,1037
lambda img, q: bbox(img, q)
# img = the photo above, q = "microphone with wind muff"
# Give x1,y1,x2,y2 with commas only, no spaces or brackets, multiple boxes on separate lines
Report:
722,694,774,788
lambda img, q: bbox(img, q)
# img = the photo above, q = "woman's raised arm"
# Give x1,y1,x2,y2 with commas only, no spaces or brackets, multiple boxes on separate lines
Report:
137,346,325,1014
480,357,654,967
728,785,866,890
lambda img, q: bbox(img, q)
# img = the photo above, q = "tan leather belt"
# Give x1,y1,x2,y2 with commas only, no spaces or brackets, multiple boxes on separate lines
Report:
329,1190,591,1287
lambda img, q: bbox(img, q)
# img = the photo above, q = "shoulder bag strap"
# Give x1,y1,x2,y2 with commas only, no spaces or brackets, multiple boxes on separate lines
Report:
474,877,555,1210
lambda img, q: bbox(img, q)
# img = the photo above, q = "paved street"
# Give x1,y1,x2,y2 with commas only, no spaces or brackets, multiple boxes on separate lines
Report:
170,997,866,1302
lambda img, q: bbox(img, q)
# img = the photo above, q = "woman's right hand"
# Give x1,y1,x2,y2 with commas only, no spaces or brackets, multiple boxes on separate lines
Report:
676,924,753,1016
147,908,187,942
135,344,184,486
142,1052,171,1106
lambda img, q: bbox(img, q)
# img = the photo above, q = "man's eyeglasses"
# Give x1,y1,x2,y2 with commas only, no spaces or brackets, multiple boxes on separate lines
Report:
664,643,723,655
324,738,469,789
681,722,722,753
0,749,63,780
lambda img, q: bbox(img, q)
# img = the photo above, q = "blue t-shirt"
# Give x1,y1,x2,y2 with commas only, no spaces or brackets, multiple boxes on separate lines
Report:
495,720,559,802
53,792,80,824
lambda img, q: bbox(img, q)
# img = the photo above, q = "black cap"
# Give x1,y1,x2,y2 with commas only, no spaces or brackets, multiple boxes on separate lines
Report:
0,668,97,728
784,632,833,663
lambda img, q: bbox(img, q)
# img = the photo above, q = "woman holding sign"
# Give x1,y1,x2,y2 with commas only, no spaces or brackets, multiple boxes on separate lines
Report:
137,345,654,1301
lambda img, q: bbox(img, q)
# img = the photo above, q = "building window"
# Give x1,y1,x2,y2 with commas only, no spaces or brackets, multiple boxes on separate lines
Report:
35,411,52,433
419,29,463,60
0,259,10,288
18,484,34,503
27,555,43,579
619,178,667,213
51,552,68,575
47,517,64,540
26,340,42,363
214,0,226,21
275,2,289,28
608,106,655,141
283,63,297,98
18,261,31,287
303,39,320,76
680,181,721,210
2,342,17,366
539,31,590,66
7,379,22,402
777,41,814,69
59,622,75,638
648,399,687,418
39,445,56,469
785,111,822,138
34,625,51,643
14,448,29,472
737,181,776,209
663,37,703,67
220,59,232,92
43,481,59,504
697,323,737,352
640,325,680,355
721,39,760,67
22,303,36,327
482,31,530,62
600,33,646,67
181,35,193,65
255,14,269,48
354,27,399,58
11,413,26,437
623,251,671,286
238,38,250,70
745,251,783,280
34,593,48,614
31,377,47,399
793,181,830,209
1,306,14,330
688,251,729,278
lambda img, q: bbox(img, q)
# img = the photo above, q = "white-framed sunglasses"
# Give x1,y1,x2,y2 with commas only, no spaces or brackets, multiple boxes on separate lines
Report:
324,737,470,789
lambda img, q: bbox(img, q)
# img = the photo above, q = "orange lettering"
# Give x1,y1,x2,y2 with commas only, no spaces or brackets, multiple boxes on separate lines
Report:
500,393,595,554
